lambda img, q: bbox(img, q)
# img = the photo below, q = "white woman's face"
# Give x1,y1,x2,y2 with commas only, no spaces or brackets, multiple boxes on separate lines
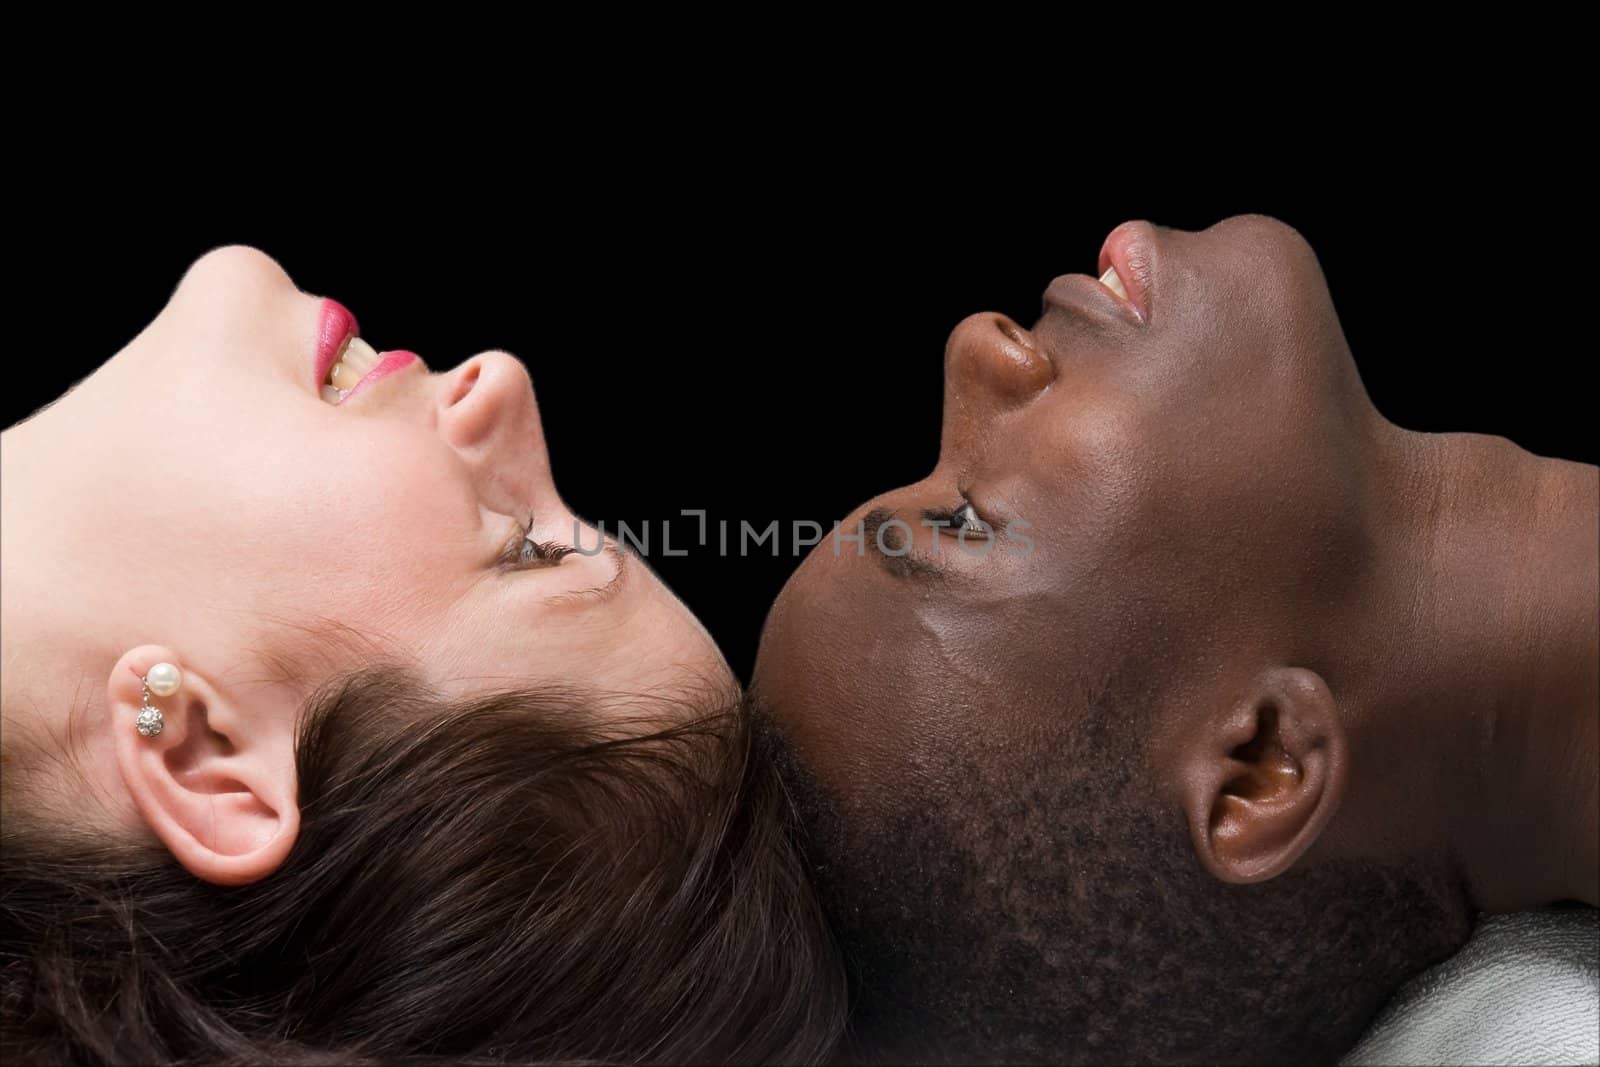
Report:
17,245,731,711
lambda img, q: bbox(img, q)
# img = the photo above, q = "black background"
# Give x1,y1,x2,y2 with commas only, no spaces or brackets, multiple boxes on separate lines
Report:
11,141,1593,682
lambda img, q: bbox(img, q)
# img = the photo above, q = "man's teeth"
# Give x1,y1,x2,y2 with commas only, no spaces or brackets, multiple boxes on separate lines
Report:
1099,265,1128,300
328,337,381,390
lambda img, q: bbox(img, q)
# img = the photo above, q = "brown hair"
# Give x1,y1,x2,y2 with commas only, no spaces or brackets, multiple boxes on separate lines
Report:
1,663,847,1064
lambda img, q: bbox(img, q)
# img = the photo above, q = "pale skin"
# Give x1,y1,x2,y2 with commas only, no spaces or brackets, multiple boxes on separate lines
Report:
754,215,1598,916
0,246,733,886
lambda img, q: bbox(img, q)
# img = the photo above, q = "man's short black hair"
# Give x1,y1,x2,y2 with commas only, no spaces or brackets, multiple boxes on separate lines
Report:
752,684,1475,1065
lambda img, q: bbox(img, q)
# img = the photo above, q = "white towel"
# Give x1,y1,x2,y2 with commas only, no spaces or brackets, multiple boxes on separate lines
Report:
1341,906,1599,1066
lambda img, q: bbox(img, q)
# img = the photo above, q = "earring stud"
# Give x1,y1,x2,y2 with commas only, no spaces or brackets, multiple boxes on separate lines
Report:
136,661,182,737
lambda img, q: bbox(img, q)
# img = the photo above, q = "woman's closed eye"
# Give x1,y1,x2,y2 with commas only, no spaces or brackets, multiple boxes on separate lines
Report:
501,514,577,570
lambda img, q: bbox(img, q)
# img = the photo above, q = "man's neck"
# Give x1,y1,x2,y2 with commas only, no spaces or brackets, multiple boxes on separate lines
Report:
1404,430,1598,911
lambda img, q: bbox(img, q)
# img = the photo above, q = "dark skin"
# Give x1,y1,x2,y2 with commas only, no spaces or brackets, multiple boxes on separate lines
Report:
754,214,1598,917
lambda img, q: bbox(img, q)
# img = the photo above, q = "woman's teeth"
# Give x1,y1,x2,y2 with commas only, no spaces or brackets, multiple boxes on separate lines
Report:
321,337,381,404
1099,265,1128,300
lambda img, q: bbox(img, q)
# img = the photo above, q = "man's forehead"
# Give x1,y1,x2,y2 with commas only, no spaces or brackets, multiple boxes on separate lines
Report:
754,536,1004,793
757,544,883,731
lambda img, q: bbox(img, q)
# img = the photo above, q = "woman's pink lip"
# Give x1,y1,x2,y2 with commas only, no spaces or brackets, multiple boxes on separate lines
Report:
337,351,421,406
315,298,360,388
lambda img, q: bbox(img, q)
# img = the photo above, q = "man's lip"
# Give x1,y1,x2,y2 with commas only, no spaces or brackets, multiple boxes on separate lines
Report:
315,298,359,389
337,351,421,406
1096,220,1156,323
1043,273,1131,326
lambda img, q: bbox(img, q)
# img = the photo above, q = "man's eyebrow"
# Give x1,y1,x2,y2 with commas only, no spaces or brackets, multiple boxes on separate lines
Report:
860,507,949,582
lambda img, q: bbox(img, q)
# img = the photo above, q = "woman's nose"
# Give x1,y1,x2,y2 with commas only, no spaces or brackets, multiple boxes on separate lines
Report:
941,312,1053,449
436,351,556,514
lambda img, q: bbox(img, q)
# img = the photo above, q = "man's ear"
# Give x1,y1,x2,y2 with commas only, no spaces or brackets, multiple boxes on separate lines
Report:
1177,666,1348,884
107,645,299,886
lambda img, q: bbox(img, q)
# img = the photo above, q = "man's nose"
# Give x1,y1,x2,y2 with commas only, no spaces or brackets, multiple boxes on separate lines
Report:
941,312,1053,451
435,350,556,516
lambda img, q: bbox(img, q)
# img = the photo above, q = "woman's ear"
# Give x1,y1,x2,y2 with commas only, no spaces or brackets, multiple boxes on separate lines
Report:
1177,666,1348,884
107,645,299,886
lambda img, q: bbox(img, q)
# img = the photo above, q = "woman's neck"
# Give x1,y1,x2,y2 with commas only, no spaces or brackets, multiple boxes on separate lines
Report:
1,412,137,828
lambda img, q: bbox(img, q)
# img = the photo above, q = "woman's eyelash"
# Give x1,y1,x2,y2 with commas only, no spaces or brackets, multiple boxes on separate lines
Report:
502,514,576,570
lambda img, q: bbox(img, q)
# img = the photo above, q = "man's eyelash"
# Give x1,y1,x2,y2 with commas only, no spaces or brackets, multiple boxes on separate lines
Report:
923,501,990,535
502,514,576,570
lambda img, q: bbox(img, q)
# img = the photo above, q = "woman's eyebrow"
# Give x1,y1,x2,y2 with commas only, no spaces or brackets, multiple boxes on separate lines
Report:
544,541,631,607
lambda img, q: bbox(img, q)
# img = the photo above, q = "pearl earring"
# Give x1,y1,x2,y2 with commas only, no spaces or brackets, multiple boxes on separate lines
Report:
136,662,182,738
